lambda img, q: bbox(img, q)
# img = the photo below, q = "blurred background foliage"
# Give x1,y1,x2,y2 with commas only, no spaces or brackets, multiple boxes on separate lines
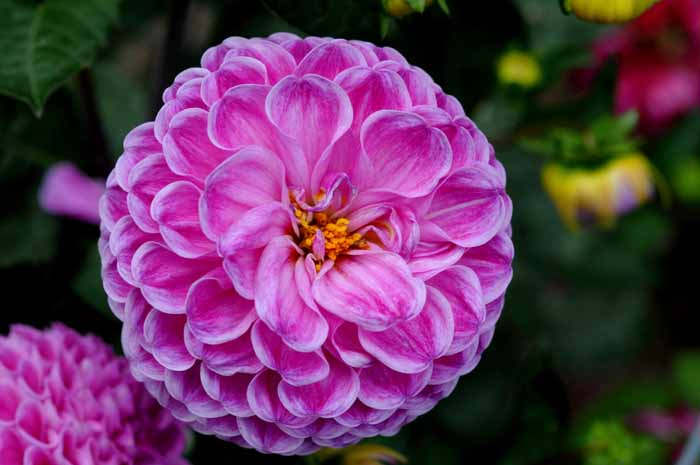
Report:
0,0,698,464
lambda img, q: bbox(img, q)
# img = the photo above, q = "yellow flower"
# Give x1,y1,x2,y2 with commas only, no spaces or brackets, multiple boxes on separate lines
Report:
561,0,660,23
542,153,655,230
316,444,407,465
497,50,542,89
383,0,434,17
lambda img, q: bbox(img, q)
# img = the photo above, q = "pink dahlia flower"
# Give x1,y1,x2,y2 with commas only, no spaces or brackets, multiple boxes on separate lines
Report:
587,0,700,134
0,324,189,465
99,33,513,455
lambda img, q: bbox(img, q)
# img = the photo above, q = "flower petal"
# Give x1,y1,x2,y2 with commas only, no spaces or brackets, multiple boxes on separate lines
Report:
201,56,268,107
218,202,293,257
458,231,513,303
428,266,485,355
426,164,511,247
358,286,454,374
164,366,227,418
295,41,367,80
255,238,329,352
200,146,287,241
278,357,359,418
162,108,233,182
237,417,304,455
251,321,329,387
312,251,426,331
132,242,217,314
222,37,296,84
247,370,316,427
200,366,254,417
143,311,196,371
361,110,452,198
267,74,352,169
186,270,256,345
358,364,432,410
151,181,214,258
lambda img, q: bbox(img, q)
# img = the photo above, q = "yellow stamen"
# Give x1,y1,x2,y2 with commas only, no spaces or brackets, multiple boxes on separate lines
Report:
290,194,368,266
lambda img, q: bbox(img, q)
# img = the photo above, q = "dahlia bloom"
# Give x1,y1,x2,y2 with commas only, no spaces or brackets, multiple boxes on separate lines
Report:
99,33,513,455
541,153,655,229
589,0,700,134
39,162,105,225
0,324,189,465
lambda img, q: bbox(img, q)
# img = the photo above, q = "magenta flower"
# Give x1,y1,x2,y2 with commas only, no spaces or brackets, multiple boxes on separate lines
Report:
99,33,513,455
589,0,700,134
0,324,189,465
39,162,105,225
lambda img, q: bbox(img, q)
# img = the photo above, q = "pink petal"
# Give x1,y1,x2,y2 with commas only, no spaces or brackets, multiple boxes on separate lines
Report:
114,122,161,191
237,417,304,454
358,286,454,374
151,181,215,258
99,187,128,231
201,56,268,107
155,78,208,142
398,66,437,106
278,357,359,418
458,232,513,303
267,74,352,169
164,366,227,418
280,418,349,440
408,241,465,280
221,37,296,84
312,251,426,331
335,66,411,132
428,266,485,355
132,241,217,314
223,247,263,300
109,217,160,286
127,153,184,233
255,238,329,352
247,370,316,427
361,110,452,198
162,67,209,101
162,108,233,182
426,164,511,247
295,41,367,80
336,401,396,428
331,322,374,368
200,145,287,241
251,321,329,387
143,311,195,371
430,344,480,385
199,331,263,376
200,366,254,417
186,270,256,345
218,202,294,257
39,163,105,224
358,364,432,410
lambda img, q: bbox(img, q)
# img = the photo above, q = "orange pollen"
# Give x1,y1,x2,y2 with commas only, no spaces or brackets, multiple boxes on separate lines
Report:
290,195,368,269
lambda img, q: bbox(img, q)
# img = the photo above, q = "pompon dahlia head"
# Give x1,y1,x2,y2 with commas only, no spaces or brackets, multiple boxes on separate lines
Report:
0,324,189,465
99,33,514,455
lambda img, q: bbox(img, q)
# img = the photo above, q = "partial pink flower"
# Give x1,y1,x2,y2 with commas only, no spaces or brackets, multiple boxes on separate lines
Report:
100,34,514,455
0,324,190,465
585,0,700,134
39,162,105,224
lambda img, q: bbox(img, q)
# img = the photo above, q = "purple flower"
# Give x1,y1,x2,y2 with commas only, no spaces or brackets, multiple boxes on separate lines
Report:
38,163,105,225
0,324,189,465
100,34,514,455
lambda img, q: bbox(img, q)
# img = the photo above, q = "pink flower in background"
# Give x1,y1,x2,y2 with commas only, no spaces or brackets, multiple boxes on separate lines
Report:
593,0,700,134
39,162,105,225
0,324,189,465
100,33,513,455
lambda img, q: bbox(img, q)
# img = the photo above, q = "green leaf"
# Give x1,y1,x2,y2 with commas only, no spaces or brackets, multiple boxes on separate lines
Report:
0,201,58,268
0,0,120,116
673,352,700,407
437,0,450,14
406,0,427,13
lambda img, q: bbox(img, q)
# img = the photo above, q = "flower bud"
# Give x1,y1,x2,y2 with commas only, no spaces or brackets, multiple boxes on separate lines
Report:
561,0,660,23
497,50,542,89
542,153,655,229
383,0,434,17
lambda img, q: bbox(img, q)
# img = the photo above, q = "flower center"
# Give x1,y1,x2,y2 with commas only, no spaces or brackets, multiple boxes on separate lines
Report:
291,195,368,269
